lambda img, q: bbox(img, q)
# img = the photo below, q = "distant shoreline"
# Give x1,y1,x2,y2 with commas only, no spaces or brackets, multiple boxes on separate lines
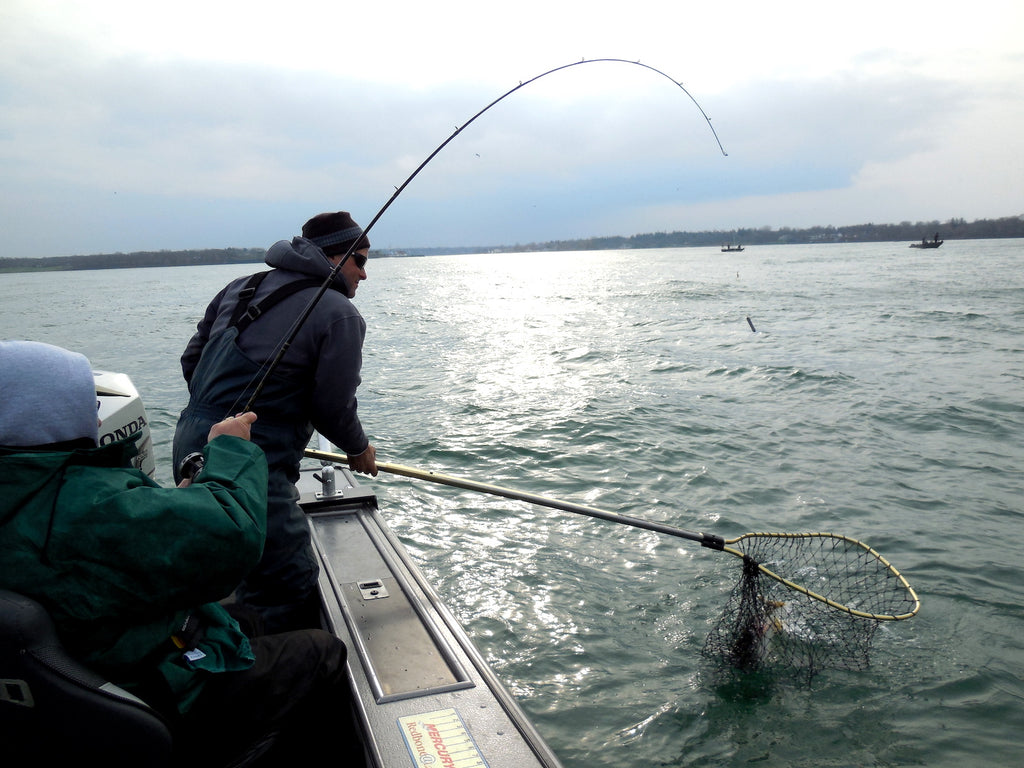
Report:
2,215,1021,274
0,248,424,275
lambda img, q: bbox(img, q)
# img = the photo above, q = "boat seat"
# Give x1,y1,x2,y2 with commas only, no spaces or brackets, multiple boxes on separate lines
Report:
0,589,173,766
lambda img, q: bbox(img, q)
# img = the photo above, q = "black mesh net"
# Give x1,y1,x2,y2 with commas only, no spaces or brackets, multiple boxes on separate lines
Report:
700,533,918,677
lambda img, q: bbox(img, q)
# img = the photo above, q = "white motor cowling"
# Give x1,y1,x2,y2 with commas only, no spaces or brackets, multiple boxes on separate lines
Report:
94,371,156,478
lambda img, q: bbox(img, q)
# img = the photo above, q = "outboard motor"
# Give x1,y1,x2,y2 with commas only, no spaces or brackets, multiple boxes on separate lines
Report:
95,371,156,478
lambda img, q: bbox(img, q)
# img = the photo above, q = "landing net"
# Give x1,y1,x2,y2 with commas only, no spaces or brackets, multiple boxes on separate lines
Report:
701,533,919,675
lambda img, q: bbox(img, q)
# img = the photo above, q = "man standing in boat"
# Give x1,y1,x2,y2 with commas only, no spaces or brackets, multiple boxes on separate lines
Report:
174,211,378,634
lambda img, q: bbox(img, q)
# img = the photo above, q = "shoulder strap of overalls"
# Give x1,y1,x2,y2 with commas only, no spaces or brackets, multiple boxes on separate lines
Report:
229,271,337,336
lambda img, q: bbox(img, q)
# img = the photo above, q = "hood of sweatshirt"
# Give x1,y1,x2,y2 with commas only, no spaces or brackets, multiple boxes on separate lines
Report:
265,237,352,294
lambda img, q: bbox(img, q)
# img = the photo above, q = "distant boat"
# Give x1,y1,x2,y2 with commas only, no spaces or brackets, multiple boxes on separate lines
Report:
721,244,744,252
910,233,943,249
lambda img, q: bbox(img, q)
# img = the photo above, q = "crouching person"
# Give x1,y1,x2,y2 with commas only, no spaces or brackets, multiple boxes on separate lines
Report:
0,341,360,766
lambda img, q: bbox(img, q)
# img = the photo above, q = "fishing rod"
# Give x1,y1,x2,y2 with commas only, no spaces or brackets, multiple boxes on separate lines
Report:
304,447,921,623
239,58,728,413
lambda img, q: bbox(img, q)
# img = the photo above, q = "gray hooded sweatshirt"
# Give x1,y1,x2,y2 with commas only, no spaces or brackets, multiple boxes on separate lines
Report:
178,237,369,458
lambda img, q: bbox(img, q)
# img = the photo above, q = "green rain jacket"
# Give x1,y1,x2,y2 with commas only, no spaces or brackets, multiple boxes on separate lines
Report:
0,432,268,713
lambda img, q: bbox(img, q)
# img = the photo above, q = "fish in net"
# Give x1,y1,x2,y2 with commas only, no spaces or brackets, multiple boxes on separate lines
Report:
701,533,919,676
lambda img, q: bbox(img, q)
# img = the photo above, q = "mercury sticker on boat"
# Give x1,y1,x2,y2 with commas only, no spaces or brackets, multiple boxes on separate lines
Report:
398,708,489,767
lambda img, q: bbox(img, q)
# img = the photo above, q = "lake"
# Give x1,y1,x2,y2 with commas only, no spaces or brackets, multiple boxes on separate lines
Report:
2,239,1022,766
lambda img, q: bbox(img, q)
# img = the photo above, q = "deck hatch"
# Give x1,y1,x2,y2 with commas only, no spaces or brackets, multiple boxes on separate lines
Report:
340,577,462,698
309,510,475,703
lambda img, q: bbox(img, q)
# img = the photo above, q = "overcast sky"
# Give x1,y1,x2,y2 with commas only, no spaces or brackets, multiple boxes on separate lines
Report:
2,0,1022,258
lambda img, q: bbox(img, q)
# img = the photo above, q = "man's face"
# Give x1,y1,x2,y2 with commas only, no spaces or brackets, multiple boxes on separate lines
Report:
339,248,369,297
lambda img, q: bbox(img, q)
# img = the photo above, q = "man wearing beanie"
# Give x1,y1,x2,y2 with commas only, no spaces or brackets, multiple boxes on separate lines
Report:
0,341,357,765
173,211,378,634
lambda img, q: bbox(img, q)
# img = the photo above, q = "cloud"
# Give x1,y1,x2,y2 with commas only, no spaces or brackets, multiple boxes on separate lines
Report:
1,1,1023,257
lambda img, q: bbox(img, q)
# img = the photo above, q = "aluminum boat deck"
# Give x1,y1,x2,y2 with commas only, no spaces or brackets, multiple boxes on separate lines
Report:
299,461,562,768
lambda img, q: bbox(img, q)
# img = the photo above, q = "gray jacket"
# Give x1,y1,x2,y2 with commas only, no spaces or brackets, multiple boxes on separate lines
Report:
180,237,369,455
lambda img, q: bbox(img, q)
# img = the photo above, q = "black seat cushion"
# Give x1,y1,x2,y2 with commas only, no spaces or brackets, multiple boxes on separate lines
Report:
0,589,173,766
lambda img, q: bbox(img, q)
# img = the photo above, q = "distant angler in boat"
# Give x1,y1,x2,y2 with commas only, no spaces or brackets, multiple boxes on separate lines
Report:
910,232,943,248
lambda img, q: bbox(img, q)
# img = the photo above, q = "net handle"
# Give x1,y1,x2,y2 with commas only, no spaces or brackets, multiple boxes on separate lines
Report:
305,449,717,545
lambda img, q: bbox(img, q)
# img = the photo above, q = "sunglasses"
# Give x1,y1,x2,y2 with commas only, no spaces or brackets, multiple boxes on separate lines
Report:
349,252,367,269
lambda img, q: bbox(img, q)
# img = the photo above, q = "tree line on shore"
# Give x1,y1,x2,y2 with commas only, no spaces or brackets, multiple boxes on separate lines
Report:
2,215,1022,273
486,214,1024,254
0,247,267,274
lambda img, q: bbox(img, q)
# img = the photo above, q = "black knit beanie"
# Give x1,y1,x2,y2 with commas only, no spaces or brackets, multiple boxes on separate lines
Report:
301,211,370,257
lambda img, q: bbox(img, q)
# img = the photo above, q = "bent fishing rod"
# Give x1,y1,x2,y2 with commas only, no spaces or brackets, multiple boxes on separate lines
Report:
238,58,728,413
304,447,921,623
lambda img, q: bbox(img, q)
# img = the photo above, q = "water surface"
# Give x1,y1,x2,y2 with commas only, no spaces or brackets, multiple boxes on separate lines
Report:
3,239,1022,766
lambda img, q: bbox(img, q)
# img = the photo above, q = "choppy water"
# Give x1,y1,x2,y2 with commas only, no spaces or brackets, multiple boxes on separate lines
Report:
3,240,1023,767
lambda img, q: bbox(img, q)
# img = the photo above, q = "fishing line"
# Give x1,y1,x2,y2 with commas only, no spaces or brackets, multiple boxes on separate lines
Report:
232,57,728,415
